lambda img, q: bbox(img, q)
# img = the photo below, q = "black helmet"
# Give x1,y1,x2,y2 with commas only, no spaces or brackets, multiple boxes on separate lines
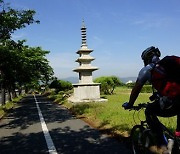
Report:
141,46,161,65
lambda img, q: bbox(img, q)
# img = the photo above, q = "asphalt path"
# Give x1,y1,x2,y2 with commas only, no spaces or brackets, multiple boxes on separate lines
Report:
0,95,132,154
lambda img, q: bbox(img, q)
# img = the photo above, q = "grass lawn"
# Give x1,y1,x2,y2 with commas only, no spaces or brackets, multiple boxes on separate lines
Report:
61,86,177,137
45,87,176,137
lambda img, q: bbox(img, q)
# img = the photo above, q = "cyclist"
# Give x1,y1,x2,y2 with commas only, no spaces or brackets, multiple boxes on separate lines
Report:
123,46,180,153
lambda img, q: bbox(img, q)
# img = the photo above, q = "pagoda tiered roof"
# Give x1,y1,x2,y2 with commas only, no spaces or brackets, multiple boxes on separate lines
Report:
73,66,98,72
73,20,99,82
75,55,95,62
76,48,93,54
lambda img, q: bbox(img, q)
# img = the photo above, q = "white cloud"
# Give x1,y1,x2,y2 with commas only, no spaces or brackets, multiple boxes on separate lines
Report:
48,52,76,68
133,20,145,25
47,51,78,78
131,14,172,30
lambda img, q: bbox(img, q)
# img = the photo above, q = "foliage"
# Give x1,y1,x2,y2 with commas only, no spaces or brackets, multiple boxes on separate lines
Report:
54,90,72,104
0,0,39,41
49,79,73,93
0,40,54,92
126,82,135,88
126,82,153,93
0,0,53,104
0,94,23,118
94,76,124,95
125,79,151,88
141,85,153,93
48,87,176,137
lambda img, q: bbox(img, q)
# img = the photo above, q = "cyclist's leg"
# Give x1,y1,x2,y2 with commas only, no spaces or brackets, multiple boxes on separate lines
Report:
145,98,180,153
174,96,180,135
145,101,168,146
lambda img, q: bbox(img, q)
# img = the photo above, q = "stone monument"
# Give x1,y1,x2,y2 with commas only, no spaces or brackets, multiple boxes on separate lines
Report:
68,21,106,103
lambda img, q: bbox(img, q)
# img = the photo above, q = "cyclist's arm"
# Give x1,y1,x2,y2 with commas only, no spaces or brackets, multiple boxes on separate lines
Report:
128,65,152,106
128,80,143,107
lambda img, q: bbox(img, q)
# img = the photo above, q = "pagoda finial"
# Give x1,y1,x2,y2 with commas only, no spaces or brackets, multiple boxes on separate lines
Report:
81,19,87,48
82,19,86,28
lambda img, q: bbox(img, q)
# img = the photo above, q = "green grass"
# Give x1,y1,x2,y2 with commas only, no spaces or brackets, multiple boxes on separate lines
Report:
0,95,23,118
52,87,177,137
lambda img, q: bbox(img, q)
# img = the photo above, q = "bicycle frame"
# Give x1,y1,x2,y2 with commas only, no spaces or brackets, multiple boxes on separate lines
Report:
160,122,180,153
129,103,180,154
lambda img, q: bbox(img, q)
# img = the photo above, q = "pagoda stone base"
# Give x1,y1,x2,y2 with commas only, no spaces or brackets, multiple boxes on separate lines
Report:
68,83,107,103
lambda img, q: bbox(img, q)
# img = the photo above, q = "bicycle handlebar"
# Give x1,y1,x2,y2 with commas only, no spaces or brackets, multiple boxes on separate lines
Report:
130,103,148,111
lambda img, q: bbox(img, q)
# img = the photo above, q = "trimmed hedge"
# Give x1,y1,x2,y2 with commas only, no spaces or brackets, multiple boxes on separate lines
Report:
141,85,153,93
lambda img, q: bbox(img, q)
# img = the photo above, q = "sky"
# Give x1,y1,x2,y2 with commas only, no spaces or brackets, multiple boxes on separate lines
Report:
4,0,180,80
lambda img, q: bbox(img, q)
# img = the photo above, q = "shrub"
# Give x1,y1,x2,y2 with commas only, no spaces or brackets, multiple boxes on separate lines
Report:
141,85,153,93
126,82,135,88
94,76,124,95
49,79,73,93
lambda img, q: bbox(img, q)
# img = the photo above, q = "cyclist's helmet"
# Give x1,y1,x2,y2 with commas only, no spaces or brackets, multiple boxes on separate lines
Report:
141,46,161,66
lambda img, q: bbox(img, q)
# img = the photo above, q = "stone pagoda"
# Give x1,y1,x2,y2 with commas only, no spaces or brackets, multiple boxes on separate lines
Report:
68,21,106,103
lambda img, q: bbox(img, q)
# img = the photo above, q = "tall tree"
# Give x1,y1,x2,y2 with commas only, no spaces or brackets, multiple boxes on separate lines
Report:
0,36,54,100
17,45,54,91
0,0,53,104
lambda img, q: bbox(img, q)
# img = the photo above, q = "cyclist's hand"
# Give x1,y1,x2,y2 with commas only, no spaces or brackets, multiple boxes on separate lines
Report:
122,102,133,109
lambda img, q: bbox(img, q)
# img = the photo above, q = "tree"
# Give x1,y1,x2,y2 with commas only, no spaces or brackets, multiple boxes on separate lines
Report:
94,76,124,95
49,79,73,93
0,40,54,99
16,44,54,92
0,0,39,41
0,0,53,104
0,0,39,104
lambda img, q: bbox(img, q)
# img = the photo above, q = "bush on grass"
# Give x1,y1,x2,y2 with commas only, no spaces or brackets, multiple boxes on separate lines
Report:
94,76,124,95
49,79,73,93
141,85,153,93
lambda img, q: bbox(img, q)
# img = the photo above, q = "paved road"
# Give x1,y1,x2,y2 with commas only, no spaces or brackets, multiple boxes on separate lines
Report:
0,95,132,154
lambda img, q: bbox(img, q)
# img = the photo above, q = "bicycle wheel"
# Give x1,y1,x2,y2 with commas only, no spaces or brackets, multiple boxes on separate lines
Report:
131,125,155,154
172,138,180,154
131,125,145,154
141,129,156,153
163,130,180,154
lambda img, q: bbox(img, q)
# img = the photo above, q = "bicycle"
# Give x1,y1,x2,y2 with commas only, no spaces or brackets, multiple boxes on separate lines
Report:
125,103,180,154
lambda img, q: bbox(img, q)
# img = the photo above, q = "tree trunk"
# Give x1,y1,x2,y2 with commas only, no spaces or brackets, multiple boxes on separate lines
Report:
18,88,22,95
1,88,6,105
12,90,17,99
7,89,12,101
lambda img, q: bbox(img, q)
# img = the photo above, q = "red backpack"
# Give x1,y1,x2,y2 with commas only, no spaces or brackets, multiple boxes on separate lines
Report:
151,55,180,98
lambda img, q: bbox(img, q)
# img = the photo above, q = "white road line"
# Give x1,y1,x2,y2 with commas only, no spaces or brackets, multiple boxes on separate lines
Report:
34,95,58,154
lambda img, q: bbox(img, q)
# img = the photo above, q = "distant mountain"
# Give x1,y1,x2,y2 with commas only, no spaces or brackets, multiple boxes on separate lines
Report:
61,76,137,84
61,77,78,84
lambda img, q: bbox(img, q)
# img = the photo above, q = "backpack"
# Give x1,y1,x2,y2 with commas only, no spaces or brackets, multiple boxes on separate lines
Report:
151,55,180,98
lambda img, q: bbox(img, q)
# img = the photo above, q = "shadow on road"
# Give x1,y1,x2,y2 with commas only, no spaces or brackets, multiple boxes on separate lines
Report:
0,95,132,154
